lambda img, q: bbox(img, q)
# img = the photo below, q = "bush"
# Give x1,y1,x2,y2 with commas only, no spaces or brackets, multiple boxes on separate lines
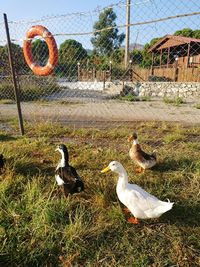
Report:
0,75,60,101
119,93,151,102
0,79,15,100
148,75,173,82
163,96,185,106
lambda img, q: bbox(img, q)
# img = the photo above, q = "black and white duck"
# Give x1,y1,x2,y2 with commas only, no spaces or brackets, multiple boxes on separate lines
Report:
0,154,5,173
55,144,84,197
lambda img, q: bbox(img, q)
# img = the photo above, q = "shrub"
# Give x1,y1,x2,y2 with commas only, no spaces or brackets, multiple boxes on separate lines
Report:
194,103,200,109
163,96,185,106
0,75,60,101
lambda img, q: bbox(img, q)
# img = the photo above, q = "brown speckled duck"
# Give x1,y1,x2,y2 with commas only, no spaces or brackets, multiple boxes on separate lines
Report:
128,133,157,173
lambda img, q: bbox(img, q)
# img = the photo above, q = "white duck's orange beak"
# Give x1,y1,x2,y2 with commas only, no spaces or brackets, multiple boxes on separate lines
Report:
101,165,110,173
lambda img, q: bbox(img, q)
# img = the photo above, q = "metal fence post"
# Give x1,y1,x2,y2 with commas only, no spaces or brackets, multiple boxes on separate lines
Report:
3,13,24,135
124,0,131,69
103,71,106,90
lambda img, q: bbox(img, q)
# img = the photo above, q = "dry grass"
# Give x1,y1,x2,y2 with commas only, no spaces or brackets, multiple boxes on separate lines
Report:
0,120,200,266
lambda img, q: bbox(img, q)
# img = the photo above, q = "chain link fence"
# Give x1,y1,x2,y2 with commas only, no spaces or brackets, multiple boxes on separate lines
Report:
0,0,200,129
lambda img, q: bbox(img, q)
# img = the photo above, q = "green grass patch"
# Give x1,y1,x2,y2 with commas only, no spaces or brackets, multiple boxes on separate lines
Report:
0,121,200,266
119,93,151,102
163,96,185,106
0,99,15,104
194,103,200,109
0,76,60,102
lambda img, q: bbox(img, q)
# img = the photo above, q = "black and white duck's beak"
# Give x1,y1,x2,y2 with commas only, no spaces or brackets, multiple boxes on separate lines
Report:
55,146,60,152
127,135,133,142
101,165,110,173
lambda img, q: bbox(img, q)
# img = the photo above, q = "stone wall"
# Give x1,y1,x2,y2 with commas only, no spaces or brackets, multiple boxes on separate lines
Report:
106,81,200,99
137,82,200,99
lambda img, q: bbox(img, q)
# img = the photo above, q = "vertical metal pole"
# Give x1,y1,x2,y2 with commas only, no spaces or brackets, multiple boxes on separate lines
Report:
3,13,24,135
150,52,154,76
103,71,106,90
77,62,80,81
124,0,131,69
109,61,112,81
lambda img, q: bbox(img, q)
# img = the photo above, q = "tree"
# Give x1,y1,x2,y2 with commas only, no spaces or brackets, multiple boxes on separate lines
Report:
130,50,143,65
91,8,125,56
59,39,87,64
191,29,200,39
31,39,49,65
139,38,162,68
0,43,28,75
112,48,125,64
56,39,87,78
174,28,193,37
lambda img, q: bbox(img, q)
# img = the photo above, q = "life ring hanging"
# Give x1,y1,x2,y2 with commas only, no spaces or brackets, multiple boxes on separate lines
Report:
23,25,58,76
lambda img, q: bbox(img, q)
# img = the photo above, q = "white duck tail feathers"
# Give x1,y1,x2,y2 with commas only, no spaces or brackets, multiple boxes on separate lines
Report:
150,200,174,218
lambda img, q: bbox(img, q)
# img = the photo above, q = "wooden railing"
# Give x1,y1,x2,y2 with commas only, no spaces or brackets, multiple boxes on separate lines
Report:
78,65,200,83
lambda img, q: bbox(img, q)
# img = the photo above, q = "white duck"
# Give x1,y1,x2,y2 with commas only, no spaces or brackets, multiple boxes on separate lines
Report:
101,161,174,224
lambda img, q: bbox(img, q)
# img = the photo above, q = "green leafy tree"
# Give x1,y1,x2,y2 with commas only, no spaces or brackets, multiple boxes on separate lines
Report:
0,45,9,75
174,28,193,37
91,8,125,56
0,43,27,75
191,29,200,39
31,39,49,65
112,48,125,64
140,38,162,68
130,50,143,65
59,39,87,64
57,39,87,78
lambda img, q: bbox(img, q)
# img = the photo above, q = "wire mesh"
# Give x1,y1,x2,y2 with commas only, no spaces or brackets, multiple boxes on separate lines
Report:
0,0,200,127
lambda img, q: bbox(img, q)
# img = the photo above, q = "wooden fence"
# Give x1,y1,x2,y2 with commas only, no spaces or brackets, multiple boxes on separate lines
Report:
79,68,111,82
131,66,200,82
79,66,200,82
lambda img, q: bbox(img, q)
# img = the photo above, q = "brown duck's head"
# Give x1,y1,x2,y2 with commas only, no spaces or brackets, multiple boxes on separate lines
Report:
127,132,138,142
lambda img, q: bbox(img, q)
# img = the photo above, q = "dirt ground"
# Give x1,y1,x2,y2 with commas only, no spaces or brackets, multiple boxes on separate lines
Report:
1,97,200,128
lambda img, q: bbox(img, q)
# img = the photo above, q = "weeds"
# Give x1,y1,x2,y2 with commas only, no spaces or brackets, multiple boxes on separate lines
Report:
0,76,60,101
194,103,200,109
0,121,200,266
119,93,151,102
163,96,185,106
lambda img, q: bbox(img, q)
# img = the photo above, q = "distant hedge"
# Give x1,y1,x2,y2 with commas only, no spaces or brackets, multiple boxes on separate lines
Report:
0,75,60,101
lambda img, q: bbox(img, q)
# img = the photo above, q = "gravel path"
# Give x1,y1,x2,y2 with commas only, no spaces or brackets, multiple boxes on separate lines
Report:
1,95,200,127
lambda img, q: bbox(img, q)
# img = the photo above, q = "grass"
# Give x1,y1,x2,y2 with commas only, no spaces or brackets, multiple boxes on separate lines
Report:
194,103,200,109
0,76,60,102
119,93,151,102
0,99,15,105
0,120,200,266
163,96,185,106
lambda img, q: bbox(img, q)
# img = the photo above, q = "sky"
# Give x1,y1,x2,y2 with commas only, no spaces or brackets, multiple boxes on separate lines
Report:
1,0,118,21
0,0,199,49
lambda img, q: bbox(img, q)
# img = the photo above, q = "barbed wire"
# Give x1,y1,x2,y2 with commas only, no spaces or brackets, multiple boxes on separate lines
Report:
8,11,200,43
0,0,199,128
8,0,126,25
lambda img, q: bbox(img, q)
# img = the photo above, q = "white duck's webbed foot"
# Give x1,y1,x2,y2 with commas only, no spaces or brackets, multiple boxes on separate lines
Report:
128,217,139,224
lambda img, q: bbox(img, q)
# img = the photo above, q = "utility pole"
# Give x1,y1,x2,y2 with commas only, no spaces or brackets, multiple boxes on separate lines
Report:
124,0,131,69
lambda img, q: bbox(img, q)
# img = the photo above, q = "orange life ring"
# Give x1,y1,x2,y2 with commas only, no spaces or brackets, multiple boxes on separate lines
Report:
23,25,58,76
